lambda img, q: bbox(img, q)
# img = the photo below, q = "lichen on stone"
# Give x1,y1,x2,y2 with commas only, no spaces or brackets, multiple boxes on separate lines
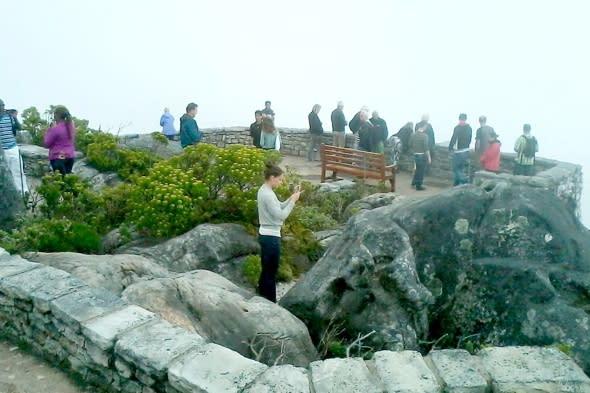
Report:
454,218,470,235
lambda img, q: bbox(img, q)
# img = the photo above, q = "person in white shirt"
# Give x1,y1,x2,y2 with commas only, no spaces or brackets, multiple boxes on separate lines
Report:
256,162,302,302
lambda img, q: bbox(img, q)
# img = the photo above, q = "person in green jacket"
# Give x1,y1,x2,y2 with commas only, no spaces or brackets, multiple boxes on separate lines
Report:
179,102,201,148
514,123,538,176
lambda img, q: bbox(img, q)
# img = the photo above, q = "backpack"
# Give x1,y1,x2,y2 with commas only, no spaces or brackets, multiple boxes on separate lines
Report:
522,136,537,158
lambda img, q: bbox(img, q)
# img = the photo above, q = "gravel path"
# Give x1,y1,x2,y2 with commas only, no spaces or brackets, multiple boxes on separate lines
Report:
0,339,90,393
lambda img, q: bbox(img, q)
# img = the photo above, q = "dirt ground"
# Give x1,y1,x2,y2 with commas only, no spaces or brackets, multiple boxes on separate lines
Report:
0,339,92,393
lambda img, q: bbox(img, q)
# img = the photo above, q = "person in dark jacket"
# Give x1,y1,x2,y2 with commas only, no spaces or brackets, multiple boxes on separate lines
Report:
357,110,373,152
409,122,431,190
349,106,369,149
370,111,388,153
307,104,323,161
415,114,435,156
179,102,201,148
448,113,472,185
331,101,347,147
475,115,495,159
249,110,263,148
394,122,414,153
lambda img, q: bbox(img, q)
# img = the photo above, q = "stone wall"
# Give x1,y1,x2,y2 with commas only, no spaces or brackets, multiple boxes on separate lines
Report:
1,250,589,392
199,127,357,157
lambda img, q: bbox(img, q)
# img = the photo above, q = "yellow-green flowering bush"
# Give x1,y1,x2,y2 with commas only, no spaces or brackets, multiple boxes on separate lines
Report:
127,144,277,238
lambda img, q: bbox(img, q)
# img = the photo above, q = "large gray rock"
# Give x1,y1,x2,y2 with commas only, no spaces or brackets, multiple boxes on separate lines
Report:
280,204,434,351
72,159,122,191
118,133,183,159
116,223,259,274
25,252,172,295
0,149,24,230
122,270,317,367
283,183,590,374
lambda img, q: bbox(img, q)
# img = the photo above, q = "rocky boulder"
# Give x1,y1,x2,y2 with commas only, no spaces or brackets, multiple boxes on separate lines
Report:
73,159,122,191
122,270,318,367
282,183,590,373
0,150,24,230
118,133,183,159
25,252,171,295
117,223,259,275
280,205,434,351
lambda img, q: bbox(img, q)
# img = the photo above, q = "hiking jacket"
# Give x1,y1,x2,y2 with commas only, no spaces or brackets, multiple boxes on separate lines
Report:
514,134,538,166
179,114,201,148
480,140,501,171
308,112,323,135
331,108,347,132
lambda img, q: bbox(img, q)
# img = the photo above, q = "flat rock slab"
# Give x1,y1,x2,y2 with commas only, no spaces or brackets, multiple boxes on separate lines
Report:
243,365,310,393
1,265,75,300
50,285,126,328
168,343,268,393
115,319,205,378
82,305,155,350
310,357,381,393
373,350,440,393
0,256,40,279
479,346,590,392
426,349,488,393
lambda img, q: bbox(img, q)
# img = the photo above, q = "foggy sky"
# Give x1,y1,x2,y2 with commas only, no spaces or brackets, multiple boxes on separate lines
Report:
2,0,589,224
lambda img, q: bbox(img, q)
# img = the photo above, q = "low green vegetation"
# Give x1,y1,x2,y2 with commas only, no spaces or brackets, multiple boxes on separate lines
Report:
3,106,388,283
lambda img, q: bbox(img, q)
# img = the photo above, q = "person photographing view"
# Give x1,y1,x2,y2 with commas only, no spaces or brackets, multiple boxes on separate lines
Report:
257,162,302,302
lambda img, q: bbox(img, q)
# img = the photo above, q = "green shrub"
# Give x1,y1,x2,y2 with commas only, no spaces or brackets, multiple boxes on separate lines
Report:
127,144,277,238
93,184,133,231
86,133,121,172
291,205,339,232
20,107,48,146
37,174,103,224
86,132,160,179
242,255,262,286
0,218,101,254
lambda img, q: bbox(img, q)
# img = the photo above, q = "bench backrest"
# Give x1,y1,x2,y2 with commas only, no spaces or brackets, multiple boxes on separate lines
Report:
320,144,386,175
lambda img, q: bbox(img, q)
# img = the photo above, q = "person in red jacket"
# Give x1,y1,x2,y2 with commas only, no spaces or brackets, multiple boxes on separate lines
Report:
479,130,501,172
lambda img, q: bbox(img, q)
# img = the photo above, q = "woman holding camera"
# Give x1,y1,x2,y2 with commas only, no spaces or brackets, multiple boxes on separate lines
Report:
256,162,302,302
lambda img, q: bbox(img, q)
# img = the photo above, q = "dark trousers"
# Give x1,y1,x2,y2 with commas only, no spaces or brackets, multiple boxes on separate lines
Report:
452,151,470,186
412,154,427,187
514,164,535,176
258,235,281,303
50,158,74,175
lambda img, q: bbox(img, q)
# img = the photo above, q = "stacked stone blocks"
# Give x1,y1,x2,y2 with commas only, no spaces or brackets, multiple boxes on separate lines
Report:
1,250,590,392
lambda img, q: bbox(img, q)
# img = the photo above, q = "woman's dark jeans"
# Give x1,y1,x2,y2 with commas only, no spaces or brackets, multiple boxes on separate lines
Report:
258,235,281,303
50,158,74,175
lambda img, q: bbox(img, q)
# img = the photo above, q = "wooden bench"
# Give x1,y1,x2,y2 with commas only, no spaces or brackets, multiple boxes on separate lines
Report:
320,144,396,191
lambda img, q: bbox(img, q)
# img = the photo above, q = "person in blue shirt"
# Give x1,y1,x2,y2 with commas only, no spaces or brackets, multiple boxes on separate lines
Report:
160,107,176,140
179,102,201,148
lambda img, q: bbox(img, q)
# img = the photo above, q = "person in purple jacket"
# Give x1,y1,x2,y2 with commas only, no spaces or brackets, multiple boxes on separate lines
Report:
44,105,76,175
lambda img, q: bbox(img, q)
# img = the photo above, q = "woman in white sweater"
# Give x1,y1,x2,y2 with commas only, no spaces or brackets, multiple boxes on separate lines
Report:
256,162,302,302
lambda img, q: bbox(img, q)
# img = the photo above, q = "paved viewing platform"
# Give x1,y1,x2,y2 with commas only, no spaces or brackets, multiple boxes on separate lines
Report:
281,154,450,198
